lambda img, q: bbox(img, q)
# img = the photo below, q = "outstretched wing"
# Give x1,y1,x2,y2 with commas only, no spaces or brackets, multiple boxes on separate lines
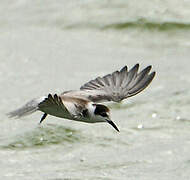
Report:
79,64,155,102
7,94,71,120
38,94,70,118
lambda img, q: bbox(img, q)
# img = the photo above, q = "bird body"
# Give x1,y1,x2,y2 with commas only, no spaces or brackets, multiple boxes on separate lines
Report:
8,64,155,132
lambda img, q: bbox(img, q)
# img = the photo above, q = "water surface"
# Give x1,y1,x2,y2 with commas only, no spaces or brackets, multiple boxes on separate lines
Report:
0,1,190,179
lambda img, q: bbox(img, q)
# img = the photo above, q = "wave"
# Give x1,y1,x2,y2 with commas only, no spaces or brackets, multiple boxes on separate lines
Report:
103,19,190,31
1,124,82,149
64,18,190,31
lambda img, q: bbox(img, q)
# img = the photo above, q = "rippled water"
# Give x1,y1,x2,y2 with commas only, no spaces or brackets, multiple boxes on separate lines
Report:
0,1,190,179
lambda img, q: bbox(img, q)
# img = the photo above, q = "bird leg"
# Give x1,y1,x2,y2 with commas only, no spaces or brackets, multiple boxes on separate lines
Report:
40,113,48,124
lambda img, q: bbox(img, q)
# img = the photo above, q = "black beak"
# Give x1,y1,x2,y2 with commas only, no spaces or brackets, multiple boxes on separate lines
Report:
106,119,120,132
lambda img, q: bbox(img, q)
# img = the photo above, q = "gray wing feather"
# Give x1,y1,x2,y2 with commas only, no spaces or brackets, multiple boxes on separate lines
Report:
38,94,69,118
80,64,155,102
127,71,155,97
7,96,46,118
120,64,139,89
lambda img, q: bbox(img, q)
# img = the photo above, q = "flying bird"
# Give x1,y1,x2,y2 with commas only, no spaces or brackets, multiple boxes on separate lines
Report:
8,64,155,132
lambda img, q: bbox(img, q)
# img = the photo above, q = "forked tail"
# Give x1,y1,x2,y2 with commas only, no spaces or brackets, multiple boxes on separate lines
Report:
7,96,46,118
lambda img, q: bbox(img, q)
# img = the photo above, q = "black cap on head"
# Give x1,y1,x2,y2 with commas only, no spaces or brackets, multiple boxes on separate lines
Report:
94,104,109,117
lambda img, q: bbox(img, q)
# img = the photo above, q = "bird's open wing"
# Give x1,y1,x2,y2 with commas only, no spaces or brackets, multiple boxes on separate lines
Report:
79,64,155,102
38,94,70,118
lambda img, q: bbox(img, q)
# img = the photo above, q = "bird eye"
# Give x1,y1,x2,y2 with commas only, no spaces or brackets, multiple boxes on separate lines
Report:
101,112,108,117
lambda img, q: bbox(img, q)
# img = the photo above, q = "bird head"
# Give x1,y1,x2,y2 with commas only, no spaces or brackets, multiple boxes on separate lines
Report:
93,104,119,132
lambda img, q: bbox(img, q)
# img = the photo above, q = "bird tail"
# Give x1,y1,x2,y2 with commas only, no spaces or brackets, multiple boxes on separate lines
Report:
7,96,46,118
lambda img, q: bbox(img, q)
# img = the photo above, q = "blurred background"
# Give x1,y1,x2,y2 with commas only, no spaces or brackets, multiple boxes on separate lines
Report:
0,1,189,179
